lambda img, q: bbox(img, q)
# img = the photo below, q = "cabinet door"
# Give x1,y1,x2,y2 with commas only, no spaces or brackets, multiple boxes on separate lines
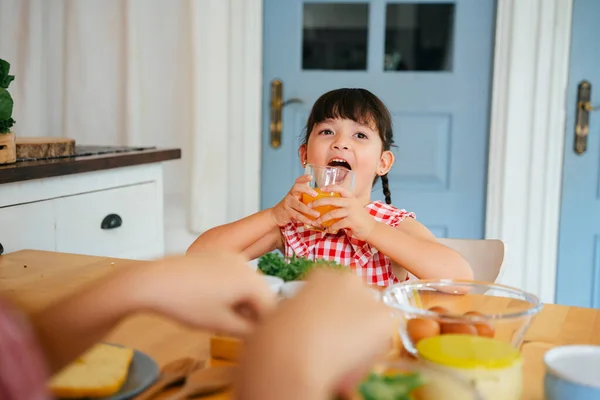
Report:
0,201,55,254
54,183,161,258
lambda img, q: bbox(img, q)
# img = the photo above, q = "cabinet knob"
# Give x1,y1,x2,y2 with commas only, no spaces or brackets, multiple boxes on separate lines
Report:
0,242,3,255
101,214,123,230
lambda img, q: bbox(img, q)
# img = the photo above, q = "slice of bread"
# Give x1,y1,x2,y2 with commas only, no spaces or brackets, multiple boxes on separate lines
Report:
49,343,134,398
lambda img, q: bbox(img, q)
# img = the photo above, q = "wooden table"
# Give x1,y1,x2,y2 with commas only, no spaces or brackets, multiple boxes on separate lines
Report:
1,250,599,400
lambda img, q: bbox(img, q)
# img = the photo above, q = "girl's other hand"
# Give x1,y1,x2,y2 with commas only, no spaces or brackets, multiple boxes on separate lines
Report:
310,186,377,240
270,175,321,227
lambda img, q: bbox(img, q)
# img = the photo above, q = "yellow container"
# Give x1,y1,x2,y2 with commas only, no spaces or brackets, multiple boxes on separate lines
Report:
417,334,522,400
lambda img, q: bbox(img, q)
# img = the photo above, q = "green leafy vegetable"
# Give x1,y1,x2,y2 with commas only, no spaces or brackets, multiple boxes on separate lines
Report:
358,372,424,400
0,117,15,133
0,59,14,89
0,59,15,134
257,253,344,282
0,88,14,121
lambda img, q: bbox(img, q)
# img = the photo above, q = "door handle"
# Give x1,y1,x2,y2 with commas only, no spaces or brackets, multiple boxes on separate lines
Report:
270,79,303,149
580,102,600,112
574,80,600,154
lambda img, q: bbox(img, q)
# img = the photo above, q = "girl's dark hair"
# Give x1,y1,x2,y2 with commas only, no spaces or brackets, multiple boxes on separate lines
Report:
302,88,394,204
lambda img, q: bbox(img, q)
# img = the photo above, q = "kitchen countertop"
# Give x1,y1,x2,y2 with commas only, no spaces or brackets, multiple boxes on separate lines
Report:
0,146,181,184
1,250,599,399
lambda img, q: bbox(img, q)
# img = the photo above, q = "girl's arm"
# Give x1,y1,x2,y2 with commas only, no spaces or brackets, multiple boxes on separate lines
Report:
187,209,282,260
306,187,472,280
367,218,473,280
188,175,319,260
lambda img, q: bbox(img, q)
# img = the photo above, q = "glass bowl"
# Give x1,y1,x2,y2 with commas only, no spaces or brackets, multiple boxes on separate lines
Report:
381,280,543,356
349,359,483,400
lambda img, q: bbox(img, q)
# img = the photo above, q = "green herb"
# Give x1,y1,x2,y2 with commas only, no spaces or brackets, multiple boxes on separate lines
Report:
0,116,15,133
358,372,424,400
257,253,344,282
0,59,15,134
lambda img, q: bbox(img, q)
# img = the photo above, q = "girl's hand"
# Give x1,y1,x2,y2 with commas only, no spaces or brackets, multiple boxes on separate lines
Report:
270,175,321,227
310,186,377,240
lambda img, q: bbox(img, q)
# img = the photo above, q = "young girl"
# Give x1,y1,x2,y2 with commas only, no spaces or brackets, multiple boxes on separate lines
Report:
188,88,472,285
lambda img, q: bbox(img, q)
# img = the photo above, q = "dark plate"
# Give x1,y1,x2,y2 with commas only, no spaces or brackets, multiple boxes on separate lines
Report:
98,348,159,400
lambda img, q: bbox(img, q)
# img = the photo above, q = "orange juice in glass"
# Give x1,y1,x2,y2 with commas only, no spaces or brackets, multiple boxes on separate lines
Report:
302,164,355,232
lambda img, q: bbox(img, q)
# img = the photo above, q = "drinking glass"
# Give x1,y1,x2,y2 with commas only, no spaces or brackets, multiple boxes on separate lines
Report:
301,164,355,232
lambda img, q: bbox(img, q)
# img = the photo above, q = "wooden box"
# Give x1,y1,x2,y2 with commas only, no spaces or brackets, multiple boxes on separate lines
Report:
0,132,16,164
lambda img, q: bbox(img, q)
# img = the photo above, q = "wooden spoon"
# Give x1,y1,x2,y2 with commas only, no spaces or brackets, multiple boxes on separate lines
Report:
164,365,237,400
134,357,204,400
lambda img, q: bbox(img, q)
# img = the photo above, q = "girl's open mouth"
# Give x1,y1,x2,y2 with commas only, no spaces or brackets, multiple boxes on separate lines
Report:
328,158,352,170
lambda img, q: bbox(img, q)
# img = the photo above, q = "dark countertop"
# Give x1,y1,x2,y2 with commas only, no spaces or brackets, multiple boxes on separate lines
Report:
0,147,181,185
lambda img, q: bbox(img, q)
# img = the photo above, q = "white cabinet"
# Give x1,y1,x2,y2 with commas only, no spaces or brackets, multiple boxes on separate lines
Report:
0,164,165,260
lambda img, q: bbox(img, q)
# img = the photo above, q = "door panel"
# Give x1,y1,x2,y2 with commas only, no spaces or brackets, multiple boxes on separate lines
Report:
261,0,495,239
390,112,451,190
556,0,600,308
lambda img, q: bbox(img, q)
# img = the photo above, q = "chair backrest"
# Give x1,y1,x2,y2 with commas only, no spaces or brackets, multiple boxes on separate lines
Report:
437,238,505,283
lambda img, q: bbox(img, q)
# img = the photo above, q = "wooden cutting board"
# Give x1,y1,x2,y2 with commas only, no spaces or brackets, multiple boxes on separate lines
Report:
16,136,76,159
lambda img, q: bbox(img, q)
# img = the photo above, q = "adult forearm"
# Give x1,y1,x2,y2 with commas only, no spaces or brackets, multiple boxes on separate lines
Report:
187,209,278,254
367,223,472,280
31,268,142,373
236,365,328,400
236,333,330,400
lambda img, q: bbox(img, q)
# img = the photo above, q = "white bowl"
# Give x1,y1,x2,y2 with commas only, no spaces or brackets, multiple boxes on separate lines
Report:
544,345,600,399
262,275,284,293
280,281,306,298
277,282,379,300
247,258,258,271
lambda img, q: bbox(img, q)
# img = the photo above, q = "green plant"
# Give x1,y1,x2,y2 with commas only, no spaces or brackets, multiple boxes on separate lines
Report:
358,372,424,400
0,59,15,134
257,253,345,282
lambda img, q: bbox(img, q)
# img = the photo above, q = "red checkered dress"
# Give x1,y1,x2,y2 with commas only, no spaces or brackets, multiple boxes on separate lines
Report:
281,200,416,286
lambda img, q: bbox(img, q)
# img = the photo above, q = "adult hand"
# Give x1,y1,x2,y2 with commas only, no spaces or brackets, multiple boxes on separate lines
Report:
237,269,394,399
138,252,277,336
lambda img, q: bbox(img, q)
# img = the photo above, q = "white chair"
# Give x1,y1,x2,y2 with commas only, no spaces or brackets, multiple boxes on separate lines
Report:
437,238,505,283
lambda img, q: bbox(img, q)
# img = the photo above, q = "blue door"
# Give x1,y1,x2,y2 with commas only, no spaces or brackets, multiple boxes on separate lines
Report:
261,0,496,239
556,0,600,308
